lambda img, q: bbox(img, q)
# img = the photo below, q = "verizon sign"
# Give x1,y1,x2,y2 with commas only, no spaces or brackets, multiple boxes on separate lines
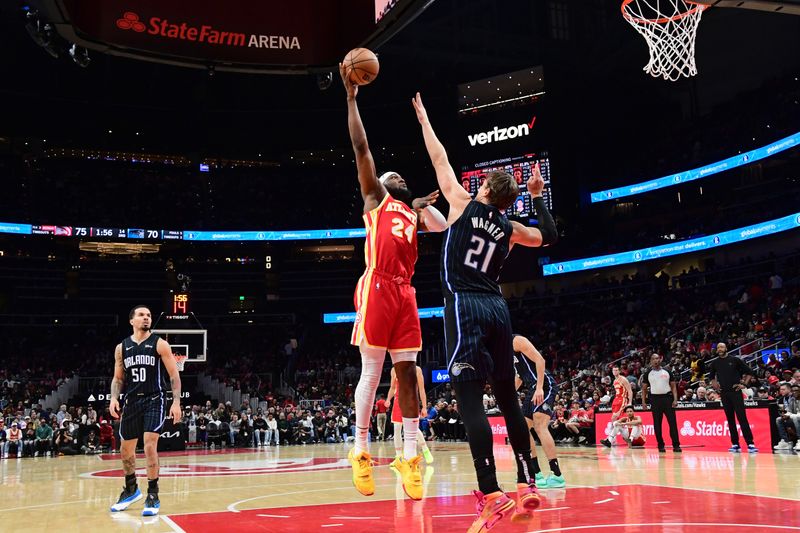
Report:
468,117,536,147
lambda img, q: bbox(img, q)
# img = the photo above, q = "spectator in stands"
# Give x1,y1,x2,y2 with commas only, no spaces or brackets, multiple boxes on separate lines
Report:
265,413,278,446
207,417,224,449
239,413,253,447
311,411,326,443
197,414,208,447
35,420,53,456
56,404,67,427
323,418,340,443
7,422,22,457
483,385,501,415
229,413,241,446
549,405,570,442
253,414,268,447
22,422,36,457
432,401,451,441
278,413,290,445
81,430,100,455
98,419,115,452
774,383,800,451
55,422,77,456
297,413,313,444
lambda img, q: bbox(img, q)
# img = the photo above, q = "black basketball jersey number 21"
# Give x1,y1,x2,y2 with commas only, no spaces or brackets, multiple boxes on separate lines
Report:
121,334,169,396
441,201,512,296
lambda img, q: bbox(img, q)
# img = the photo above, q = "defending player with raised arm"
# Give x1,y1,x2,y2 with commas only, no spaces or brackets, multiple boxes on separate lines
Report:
512,335,565,489
411,92,557,248
412,93,558,531
109,305,181,517
340,65,445,501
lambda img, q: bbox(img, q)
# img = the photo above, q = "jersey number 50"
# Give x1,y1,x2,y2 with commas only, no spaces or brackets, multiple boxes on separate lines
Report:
131,368,147,382
464,235,497,273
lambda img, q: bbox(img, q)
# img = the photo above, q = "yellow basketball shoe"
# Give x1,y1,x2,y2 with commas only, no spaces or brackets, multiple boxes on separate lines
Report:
394,455,424,500
348,448,375,496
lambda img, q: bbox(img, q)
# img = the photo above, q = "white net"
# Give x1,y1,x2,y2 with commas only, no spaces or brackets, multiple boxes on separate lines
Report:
622,0,708,81
175,355,187,372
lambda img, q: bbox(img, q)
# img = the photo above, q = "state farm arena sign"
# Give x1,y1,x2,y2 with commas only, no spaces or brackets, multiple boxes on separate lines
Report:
56,0,376,67
594,402,773,451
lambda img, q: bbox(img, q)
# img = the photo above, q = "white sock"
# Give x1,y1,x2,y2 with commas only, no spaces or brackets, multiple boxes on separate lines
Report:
393,422,403,455
354,344,384,455
416,429,428,451
403,417,419,459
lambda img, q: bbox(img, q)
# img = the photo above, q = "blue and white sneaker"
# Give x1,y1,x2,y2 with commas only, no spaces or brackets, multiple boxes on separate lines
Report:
747,444,758,453
142,493,160,516
728,445,741,453
110,487,142,512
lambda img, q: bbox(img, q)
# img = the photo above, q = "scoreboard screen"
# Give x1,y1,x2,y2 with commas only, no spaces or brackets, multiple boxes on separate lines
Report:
461,152,553,218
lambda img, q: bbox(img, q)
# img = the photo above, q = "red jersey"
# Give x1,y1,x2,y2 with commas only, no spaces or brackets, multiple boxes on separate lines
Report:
376,399,388,414
614,378,630,404
361,194,418,280
351,194,422,351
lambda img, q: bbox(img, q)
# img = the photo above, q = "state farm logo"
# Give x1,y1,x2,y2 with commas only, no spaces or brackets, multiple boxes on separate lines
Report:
680,421,695,437
84,457,393,478
468,117,536,147
117,12,146,32
112,11,301,50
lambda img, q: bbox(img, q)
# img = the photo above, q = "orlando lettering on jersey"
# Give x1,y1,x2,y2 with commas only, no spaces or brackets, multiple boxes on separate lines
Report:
124,354,157,368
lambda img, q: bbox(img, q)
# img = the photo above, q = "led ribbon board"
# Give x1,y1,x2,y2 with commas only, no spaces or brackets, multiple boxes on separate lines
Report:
323,306,444,324
590,131,800,203
543,212,800,276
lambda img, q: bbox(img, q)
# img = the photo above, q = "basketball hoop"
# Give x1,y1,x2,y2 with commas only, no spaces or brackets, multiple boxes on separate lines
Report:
175,355,188,372
621,0,709,81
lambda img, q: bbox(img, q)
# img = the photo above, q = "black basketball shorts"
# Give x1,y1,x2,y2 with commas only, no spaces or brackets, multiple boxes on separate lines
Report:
119,393,166,441
522,382,556,418
444,292,514,384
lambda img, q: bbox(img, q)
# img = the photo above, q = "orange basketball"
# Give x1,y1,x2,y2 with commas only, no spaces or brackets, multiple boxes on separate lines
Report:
343,48,380,86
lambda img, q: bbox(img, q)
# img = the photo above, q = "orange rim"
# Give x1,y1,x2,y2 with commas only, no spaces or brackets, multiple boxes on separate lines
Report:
621,0,708,25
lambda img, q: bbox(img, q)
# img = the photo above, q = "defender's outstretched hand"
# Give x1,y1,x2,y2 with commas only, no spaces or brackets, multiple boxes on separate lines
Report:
527,162,545,197
412,190,440,211
411,92,430,125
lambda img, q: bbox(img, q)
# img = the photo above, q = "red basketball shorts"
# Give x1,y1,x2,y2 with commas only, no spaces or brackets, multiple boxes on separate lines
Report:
351,269,422,352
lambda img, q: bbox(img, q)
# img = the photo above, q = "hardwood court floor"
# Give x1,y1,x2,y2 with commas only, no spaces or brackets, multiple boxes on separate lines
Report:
1,442,798,532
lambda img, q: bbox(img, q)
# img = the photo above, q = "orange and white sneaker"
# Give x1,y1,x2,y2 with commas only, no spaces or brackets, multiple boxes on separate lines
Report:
511,483,541,523
393,455,424,500
348,448,375,496
466,490,516,533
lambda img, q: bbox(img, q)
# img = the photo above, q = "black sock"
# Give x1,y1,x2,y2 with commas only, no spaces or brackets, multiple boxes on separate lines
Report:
549,458,562,477
125,473,137,492
475,456,501,495
531,455,541,475
148,478,159,495
515,451,536,485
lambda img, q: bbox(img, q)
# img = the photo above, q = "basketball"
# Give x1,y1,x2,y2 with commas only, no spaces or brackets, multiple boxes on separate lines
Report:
343,48,380,86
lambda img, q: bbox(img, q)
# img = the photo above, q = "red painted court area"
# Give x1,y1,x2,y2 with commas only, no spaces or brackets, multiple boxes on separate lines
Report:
165,484,800,532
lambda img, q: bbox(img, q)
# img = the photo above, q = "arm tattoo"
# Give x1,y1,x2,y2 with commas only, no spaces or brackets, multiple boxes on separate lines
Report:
111,345,124,401
170,375,181,401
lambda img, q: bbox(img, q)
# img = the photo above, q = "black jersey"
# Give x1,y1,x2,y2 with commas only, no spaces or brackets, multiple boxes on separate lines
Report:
441,201,512,297
513,346,555,391
121,334,168,397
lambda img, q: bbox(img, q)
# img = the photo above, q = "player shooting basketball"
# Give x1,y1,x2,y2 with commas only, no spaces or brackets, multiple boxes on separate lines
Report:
339,63,447,501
